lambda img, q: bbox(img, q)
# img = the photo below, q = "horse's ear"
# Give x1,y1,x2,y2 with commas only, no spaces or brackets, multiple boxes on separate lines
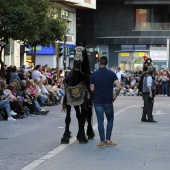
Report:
76,40,86,47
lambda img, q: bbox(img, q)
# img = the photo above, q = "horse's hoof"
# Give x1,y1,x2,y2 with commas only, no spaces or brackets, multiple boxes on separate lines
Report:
79,135,88,144
86,130,95,140
88,136,94,140
64,131,72,138
79,140,88,144
61,136,69,144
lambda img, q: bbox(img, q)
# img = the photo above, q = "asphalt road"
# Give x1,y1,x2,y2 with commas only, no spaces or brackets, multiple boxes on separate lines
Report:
0,96,170,170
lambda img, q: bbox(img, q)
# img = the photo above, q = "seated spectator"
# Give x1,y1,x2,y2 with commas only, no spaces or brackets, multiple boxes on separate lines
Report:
125,76,131,89
119,83,126,96
34,79,50,106
39,79,52,106
130,76,136,89
9,66,21,84
0,80,17,121
127,85,139,96
6,84,24,118
20,85,49,115
32,65,44,81
18,68,28,80
44,79,57,105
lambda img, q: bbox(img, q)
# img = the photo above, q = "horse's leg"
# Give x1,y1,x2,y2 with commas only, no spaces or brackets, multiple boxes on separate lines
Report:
74,106,81,140
78,104,88,143
86,102,95,139
61,105,71,144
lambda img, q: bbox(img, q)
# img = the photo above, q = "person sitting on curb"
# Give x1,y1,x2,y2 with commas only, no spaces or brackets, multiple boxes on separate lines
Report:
0,80,17,121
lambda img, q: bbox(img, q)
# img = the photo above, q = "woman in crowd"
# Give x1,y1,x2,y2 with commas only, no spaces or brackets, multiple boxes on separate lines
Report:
161,70,169,96
0,80,17,121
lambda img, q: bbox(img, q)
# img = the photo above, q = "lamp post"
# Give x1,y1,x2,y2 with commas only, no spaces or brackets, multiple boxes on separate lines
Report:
64,35,66,70
167,38,170,68
55,41,59,79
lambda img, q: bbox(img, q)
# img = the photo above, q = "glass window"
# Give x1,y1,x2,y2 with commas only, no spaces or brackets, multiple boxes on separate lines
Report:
134,45,146,51
121,45,133,51
67,12,74,35
135,7,170,30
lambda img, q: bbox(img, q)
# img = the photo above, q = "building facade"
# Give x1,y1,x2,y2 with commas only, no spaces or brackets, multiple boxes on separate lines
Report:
4,0,96,68
76,0,170,71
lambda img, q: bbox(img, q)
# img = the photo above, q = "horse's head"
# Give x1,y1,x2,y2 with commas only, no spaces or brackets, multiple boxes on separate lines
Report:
73,46,86,71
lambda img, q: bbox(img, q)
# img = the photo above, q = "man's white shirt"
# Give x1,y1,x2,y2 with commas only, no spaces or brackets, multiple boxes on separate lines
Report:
32,70,43,81
115,71,125,82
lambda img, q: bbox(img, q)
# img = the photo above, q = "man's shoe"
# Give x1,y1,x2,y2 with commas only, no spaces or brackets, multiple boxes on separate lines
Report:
97,142,106,147
105,140,116,147
148,119,157,123
141,118,148,122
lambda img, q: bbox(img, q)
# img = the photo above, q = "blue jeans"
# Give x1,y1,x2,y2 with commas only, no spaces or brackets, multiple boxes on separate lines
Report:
94,103,114,142
162,82,169,95
0,100,11,116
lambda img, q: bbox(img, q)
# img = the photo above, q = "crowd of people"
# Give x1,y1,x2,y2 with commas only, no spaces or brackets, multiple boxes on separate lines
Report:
113,67,170,97
0,64,67,121
1,62,169,122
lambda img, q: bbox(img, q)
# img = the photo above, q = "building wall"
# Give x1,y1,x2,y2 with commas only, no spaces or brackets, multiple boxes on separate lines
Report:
36,55,56,68
76,0,170,68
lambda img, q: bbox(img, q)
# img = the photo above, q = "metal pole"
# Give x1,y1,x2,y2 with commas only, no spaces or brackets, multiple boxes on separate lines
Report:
56,42,59,79
64,35,66,70
167,38,169,69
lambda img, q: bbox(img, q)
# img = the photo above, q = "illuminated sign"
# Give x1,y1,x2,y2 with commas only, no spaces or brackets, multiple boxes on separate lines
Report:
137,52,145,57
27,44,76,55
119,53,130,57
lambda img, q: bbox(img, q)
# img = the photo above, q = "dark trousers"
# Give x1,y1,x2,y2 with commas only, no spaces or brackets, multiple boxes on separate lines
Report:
142,93,154,121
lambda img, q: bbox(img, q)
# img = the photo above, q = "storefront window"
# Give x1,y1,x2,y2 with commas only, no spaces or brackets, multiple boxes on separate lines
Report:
121,45,133,51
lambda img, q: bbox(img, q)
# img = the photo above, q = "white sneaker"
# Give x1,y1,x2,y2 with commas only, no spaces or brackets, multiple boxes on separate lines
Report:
10,110,17,116
165,95,167,97
8,117,16,121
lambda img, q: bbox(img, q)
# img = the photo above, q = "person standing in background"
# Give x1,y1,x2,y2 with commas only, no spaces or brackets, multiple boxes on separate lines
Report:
142,65,157,123
115,67,126,82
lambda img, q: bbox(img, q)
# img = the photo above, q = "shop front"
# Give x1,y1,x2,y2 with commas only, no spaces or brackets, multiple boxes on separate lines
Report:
27,44,76,68
118,51,149,72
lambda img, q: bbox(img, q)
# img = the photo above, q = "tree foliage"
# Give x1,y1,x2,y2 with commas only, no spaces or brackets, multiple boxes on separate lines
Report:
0,0,67,73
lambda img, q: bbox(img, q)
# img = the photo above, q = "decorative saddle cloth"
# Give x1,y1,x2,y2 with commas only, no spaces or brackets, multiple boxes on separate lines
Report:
65,81,90,106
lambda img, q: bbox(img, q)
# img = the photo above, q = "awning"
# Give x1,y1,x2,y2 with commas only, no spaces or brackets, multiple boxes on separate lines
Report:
125,0,170,5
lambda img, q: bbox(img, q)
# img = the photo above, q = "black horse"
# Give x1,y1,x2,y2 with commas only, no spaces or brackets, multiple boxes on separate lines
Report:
61,46,95,144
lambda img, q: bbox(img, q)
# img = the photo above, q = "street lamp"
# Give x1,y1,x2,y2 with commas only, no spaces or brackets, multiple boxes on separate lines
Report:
55,41,60,78
63,35,66,70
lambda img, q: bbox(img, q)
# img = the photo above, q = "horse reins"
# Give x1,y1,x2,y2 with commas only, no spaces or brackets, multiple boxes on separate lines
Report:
80,67,91,77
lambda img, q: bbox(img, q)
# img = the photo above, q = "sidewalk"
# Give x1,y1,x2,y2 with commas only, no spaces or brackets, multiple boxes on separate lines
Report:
22,103,170,170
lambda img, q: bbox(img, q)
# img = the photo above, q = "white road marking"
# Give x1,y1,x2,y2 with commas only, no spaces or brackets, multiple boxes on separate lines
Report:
153,110,167,115
21,105,137,170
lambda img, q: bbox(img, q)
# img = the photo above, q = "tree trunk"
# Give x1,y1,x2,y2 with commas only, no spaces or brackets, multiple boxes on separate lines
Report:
31,45,37,67
0,46,5,77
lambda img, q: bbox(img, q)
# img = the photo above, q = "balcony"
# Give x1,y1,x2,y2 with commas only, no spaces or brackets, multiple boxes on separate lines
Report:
50,0,96,9
125,0,170,4
135,22,170,31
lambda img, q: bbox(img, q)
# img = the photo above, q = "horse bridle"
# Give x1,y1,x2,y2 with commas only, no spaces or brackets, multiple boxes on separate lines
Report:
80,67,91,77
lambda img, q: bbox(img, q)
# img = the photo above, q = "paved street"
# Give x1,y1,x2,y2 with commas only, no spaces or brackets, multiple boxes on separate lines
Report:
1,96,170,170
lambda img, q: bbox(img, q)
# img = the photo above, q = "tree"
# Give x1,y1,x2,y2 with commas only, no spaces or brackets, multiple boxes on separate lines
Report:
0,0,67,75
26,2,67,65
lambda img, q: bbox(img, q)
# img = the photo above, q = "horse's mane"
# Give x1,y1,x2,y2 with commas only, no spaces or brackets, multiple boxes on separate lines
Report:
81,48,91,93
